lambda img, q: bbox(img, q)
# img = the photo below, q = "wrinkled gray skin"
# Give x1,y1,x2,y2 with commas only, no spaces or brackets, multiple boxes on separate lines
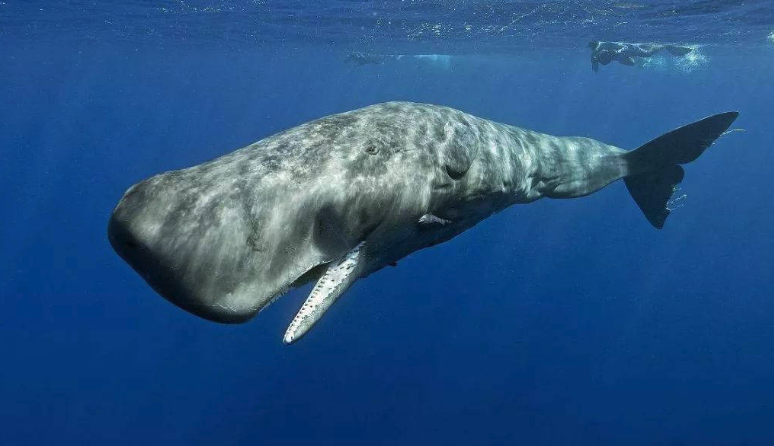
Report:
109,102,630,334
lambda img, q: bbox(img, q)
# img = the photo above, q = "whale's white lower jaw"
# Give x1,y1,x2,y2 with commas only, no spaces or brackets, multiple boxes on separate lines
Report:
283,241,366,344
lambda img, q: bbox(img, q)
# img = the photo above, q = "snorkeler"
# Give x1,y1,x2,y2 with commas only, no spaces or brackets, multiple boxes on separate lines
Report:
588,41,693,72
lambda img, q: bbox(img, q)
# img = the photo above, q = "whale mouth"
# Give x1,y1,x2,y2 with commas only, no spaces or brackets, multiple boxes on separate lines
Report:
167,262,329,324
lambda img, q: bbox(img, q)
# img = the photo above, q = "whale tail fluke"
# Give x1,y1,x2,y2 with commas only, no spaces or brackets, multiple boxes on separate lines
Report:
624,165,685,229
623,111,739,229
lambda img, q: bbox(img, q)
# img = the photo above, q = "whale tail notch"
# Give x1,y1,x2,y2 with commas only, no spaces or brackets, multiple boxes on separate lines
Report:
623,111,739,229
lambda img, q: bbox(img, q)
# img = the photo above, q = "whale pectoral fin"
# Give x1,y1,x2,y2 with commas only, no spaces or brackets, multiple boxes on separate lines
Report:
417,213,452,229
283,242,366,344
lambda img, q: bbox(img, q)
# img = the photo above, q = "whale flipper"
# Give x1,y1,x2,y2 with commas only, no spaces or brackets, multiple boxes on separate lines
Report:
283,242,366,344
624,112,739,228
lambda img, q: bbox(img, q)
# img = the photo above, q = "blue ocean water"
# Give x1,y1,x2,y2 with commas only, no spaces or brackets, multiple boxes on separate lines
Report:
1,1,773,445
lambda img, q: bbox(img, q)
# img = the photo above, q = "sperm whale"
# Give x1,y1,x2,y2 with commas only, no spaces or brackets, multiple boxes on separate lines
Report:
108,102,738,343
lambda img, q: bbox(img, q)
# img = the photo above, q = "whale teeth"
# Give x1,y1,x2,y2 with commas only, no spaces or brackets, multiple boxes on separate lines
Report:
283,242,366,344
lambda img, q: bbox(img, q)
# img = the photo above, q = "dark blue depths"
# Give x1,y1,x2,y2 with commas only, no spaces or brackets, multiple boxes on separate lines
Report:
0,43,772,446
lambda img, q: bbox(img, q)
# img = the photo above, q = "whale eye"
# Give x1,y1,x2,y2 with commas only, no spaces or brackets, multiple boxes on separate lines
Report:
364,144,379,155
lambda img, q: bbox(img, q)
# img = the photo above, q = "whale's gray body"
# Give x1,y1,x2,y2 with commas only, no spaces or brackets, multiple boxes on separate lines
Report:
108,102,737,343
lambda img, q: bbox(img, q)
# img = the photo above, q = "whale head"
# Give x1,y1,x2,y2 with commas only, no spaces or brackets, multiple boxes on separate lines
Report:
108,102,493,339
107,103,445,324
